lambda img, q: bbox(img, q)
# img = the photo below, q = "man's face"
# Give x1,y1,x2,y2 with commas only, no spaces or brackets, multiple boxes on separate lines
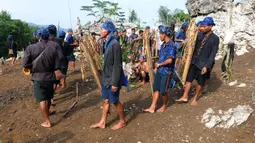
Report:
68,31,73,35
119,32,123,36
114,32,118,36
201,25,212,33
100,28,108,38
139,58,145,63
91,34,96,39
139,32,143,37
159,33,165,41
132,29,135,34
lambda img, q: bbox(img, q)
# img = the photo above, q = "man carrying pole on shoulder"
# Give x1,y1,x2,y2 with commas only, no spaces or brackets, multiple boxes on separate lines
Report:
144,26,177,113
176,17,219,105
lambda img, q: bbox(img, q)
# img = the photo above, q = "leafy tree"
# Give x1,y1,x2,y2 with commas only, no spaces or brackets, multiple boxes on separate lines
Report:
104,2,121,22
158,6,171,25
0,10,36,58
158,6,190,25
81,0,108,19
173,9,190,22
128,9,138,23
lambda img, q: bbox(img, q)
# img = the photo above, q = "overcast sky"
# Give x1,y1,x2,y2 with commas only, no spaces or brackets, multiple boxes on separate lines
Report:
0,0,187,29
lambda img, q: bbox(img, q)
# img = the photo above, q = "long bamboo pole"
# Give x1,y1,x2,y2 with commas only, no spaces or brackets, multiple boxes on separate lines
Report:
144,29,155,95
76,17,86,81
181,19,198,86
80,40,102,90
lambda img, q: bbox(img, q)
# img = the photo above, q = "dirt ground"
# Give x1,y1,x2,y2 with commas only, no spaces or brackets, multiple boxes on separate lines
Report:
0,50,255,143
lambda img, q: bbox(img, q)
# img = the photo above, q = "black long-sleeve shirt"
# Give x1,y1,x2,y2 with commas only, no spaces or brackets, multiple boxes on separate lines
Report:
192,32,219,70
101,37,122,87
22,40,64,81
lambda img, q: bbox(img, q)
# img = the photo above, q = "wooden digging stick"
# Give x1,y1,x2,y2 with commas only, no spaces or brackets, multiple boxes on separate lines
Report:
63,82,79,117
144,29,155,95
81,40,102,90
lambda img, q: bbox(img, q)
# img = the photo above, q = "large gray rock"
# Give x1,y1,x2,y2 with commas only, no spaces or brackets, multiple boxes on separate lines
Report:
186,0,255,57
186,0,230,17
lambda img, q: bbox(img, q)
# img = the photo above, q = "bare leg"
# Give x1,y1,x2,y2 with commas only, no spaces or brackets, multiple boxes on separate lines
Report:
175,58,179,67
143,91,160,113
140,71,146,84
71,61,75,71
40,100,51,128
190,84,203,106
11,57,16,65
111,102,126,130
90,99,110,129
157,95,168,113
176,82,192,102
61,78,66,88
134,69,139,81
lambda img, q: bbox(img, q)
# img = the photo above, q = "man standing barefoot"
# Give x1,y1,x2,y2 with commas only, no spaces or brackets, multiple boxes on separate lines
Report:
22,28,64,128
176,17,219,105
91,21,126,130
144,26,176,113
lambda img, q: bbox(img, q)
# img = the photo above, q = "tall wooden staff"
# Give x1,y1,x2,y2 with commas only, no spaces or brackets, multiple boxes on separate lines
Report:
144,29,155,95
76,17,86,81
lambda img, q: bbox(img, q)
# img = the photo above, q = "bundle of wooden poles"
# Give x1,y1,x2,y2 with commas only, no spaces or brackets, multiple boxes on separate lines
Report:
176,19,198,86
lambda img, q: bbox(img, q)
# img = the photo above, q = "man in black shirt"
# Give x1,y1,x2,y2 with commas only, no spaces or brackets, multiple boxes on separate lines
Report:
176,17,219,105
22,28,64,128
91,21,126,130
7,35,18,65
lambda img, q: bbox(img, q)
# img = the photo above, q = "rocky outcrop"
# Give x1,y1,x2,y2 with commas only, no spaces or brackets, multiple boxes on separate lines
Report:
186,0,230,17
186,0,255,57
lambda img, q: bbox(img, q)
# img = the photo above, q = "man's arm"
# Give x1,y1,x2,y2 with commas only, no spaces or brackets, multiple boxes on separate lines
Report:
22,46,32,68
205,36,219,69
111,43,122,87
55,43,65,70
158,58,173,67
175,30,184,42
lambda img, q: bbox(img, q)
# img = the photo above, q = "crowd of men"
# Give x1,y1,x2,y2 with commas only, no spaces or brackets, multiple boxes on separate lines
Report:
16,16,219,130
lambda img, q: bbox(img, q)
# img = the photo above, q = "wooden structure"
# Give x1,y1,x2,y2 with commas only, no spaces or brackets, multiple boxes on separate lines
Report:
80,38,102,90
176,19,198,86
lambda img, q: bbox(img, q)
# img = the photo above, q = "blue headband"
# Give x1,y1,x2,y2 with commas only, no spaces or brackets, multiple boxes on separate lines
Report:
7,35,13,40
160,26,173,37
57,31,66,38
41,28,49,40
47,24,57,36
68,28,73,32
101,21,116,32
146,26,150,29
196,21,202,27
182,22,189,28
201,17,216,26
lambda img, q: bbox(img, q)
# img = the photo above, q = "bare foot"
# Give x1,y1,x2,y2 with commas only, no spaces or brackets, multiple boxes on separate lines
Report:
143,108,155,113
49,110,56,116
61,84,66,89
111,122,126,130
175,97,188,102
190,100,198,106
157,106,167,113
90,122,105,129
41,122,51,128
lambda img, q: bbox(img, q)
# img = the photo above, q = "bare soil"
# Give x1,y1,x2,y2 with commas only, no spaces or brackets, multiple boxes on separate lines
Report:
0,50,255,143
